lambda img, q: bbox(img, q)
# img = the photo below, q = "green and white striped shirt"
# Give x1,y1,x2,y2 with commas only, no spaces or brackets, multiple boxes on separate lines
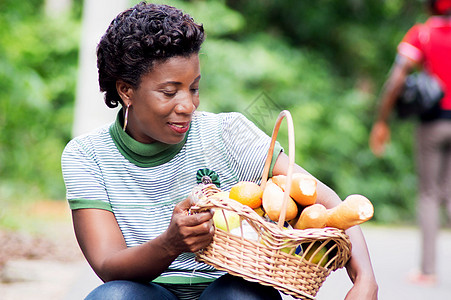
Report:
62,111,282,286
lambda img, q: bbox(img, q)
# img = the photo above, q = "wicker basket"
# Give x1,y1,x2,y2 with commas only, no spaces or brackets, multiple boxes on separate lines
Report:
190,110,352,299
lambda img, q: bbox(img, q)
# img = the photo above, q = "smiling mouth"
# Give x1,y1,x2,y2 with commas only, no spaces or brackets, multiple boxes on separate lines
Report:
168,122,190,133
170,123,187,128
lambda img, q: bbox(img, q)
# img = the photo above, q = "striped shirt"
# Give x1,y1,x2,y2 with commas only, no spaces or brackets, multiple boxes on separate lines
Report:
61,111,282,290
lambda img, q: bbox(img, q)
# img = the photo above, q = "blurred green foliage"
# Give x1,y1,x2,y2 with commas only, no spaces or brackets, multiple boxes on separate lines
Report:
1,0,430,225
0,0,81,204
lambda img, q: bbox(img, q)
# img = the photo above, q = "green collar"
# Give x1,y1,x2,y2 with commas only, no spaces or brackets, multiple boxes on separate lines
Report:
109,110,188,167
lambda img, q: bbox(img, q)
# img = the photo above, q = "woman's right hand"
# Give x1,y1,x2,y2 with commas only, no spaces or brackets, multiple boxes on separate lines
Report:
72,196,214,282
162,197,214,257
369,121,390,157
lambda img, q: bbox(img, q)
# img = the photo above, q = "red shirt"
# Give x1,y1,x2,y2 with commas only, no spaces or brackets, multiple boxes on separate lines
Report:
398,16,451,110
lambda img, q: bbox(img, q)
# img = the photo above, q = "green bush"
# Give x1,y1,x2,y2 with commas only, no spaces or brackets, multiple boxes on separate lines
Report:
0,4,80,201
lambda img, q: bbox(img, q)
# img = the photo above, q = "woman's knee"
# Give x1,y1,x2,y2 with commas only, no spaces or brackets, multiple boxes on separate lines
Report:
85,280,177,300
199,274,282,300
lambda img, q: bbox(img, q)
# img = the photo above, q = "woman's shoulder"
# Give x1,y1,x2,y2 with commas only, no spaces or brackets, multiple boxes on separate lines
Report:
191,111,263,144
63,123,113,154
193,111,248,126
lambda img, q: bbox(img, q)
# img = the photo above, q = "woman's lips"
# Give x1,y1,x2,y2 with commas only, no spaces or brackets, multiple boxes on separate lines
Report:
168,122,190,134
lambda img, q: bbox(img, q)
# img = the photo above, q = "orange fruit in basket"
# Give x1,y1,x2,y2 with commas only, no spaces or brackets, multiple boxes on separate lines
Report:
229,181,263,209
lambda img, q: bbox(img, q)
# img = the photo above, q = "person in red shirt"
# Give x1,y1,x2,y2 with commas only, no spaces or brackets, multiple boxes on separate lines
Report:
370,0,451,285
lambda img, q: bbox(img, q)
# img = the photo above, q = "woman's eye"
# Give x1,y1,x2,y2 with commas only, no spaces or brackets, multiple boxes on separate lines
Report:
162,90,176,97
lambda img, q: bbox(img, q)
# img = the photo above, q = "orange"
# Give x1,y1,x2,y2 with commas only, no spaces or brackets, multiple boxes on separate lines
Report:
229,181,263,209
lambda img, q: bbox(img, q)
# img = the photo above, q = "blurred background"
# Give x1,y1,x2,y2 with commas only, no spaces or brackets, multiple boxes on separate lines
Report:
1,0,447,298
1,0,430,228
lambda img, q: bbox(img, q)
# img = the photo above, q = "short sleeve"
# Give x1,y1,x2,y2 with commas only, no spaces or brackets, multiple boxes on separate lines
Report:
61,139,112,211
220,113,283,182
397,24,424,63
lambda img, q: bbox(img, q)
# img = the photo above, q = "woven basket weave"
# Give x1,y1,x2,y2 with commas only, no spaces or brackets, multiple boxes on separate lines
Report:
190,110,352,299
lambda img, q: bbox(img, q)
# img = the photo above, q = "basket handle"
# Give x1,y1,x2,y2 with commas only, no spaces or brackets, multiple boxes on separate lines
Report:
260,110,295,228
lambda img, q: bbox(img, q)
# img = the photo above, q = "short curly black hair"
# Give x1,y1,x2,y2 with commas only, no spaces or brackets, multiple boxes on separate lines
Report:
97,2,205,108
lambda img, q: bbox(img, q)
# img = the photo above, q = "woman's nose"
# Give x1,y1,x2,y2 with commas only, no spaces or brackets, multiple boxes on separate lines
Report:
175,94,196,114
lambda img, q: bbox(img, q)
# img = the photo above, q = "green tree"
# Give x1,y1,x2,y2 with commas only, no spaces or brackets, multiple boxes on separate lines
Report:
0,1,81,202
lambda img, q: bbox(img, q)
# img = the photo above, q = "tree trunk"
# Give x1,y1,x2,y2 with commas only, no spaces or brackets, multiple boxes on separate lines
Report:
72,0,129,137
45,0,72,16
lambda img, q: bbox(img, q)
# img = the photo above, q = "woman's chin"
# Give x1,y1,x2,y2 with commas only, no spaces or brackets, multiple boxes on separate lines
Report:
161,134,187,145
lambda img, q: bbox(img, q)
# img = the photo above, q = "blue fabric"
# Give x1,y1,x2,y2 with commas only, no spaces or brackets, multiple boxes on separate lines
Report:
84,275,282,300
85,280,178,300
199,274,282,300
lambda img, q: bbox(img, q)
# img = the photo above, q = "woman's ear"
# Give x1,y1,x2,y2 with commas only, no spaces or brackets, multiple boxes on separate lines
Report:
116,80,133,106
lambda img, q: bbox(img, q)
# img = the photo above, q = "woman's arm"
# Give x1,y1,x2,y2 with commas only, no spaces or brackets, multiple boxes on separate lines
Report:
72,197,214,282
272,152,342,209
273,153,378,299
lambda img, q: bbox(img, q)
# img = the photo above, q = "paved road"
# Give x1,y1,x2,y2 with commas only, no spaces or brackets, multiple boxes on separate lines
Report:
307,225,451,300
3,225,449,299
60,225,451,300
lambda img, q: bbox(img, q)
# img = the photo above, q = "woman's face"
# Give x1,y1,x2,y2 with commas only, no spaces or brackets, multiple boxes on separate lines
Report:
120,54,201,144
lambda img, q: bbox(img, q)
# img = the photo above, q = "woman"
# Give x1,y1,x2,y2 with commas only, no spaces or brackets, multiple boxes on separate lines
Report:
370,0,451,286
62,2,378,299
